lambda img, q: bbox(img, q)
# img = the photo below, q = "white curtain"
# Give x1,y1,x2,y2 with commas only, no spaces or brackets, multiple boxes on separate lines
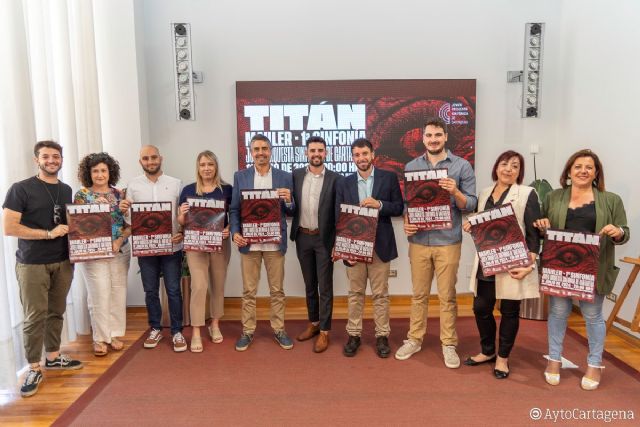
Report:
0,0,105,389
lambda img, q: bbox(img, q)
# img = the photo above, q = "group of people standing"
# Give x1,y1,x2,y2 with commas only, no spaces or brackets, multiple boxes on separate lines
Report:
3,117,629,398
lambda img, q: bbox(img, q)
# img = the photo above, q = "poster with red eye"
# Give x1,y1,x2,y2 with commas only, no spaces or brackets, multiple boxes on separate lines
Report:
333,204,379,264
404,168,452,230
468,203,531,276
240,190,281,244
131,202,174,256
236,79,476,192
540,229,600,302
66,204,114,262
184,198,225,252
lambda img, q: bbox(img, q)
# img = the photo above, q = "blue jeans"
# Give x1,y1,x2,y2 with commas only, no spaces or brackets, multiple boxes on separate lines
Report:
138,251,183,335
548,294,605,367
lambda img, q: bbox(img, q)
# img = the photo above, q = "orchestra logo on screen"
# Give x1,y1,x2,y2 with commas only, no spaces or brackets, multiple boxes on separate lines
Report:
438,102,470,125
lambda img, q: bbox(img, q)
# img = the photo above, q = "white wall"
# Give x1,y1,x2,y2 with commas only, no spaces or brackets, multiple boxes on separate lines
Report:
133,0,639,329
555,0,640,334
135,0,564,300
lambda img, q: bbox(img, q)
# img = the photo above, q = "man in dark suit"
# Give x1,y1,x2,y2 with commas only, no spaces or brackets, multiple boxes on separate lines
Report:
290,136,342,353
230,134,295,352
335,138,403,358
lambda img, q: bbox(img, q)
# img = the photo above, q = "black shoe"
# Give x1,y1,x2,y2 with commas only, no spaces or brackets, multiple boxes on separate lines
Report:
494,364,510,379
44,354,83,370
343,335,361,357
463,354,497,366
20,369,43,397
375,336,391,358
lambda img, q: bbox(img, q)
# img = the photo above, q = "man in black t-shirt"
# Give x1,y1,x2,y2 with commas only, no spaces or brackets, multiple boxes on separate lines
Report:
3,141,83,398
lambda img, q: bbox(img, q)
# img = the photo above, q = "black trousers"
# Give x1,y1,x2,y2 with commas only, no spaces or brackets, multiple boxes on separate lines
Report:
295,233,334,331
473,279,521,358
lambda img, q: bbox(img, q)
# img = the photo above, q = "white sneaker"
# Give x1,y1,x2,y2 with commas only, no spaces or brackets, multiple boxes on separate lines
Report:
172,332,187,352
394,339,422,360
442,345,460,369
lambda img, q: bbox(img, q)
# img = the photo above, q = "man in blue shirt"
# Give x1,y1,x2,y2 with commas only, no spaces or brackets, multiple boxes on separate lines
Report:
395,117,477,368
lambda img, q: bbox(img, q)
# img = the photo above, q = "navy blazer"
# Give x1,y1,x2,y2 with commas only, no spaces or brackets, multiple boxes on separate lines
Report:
230,166,294,254
335,167,403,262
290,167,343,252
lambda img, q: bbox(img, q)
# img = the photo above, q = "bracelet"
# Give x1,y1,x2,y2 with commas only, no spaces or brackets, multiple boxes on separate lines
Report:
46,230,52,240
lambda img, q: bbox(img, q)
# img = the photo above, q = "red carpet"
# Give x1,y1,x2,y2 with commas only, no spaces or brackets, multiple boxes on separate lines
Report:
53,318,640,426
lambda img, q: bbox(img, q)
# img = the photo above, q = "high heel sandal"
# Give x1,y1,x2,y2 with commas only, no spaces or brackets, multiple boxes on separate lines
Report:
581,365,604,391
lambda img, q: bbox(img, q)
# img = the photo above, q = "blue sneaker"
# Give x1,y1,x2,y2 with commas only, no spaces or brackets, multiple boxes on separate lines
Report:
20,369,43,397
235,333,254,351
274,330,294,350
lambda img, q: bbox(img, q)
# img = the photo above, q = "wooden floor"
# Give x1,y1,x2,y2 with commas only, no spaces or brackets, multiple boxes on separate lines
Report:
1,295,638,426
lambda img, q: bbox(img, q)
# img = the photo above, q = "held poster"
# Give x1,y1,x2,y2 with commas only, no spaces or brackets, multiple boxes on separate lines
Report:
236,79,476,184
240,190,281,244
66,203,113,262
184,198,225,252
404,168,452,230
468,203,531,276
540,229,600,302
333,204,379,264
131,202,174,256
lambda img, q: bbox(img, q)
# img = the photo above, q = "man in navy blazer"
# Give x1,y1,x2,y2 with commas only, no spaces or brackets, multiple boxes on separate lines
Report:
290,136,342,353
335,138,403,358
230,134,295,352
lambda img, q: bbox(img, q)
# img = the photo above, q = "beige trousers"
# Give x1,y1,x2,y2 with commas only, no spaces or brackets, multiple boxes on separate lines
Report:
79,243,131,343
407,242,461,346
345,252,390,337
186,239,231,326
240,250,286,334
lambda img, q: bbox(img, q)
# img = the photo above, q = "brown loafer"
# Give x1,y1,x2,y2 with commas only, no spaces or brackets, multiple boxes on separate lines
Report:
313,331,329,353
296,323,320,341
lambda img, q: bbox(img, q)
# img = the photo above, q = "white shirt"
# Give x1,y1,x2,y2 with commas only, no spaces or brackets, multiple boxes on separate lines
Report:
126,173,183,252
299,166,325,229
250,167,279,252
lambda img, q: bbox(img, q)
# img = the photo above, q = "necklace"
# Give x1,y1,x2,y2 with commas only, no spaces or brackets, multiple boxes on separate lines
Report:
36,175,61,205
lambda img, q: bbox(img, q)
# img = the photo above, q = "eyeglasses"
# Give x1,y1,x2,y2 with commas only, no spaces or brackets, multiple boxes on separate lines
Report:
53,204,63,225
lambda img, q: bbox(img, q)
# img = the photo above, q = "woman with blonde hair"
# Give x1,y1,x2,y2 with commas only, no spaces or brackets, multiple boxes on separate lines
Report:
178,151,232,352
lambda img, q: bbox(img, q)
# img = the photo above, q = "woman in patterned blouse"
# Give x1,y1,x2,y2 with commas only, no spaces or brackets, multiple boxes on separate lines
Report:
74,152,131,356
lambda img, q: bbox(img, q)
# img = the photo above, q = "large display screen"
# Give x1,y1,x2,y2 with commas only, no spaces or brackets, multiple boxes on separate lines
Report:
236,79,476,180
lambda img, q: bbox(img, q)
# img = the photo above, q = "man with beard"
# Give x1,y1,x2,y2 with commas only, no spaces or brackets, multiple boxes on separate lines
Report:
230,134,295,351
119,145,186,352
290,136,342,353
3,141,83,397
335,138,403,358
395,117,477,368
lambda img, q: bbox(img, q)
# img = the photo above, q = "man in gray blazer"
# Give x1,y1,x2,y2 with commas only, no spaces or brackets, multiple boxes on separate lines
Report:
230,134,295,351
290,136,342,353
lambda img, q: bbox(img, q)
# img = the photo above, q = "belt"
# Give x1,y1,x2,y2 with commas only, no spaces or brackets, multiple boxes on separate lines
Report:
299,227,320,235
